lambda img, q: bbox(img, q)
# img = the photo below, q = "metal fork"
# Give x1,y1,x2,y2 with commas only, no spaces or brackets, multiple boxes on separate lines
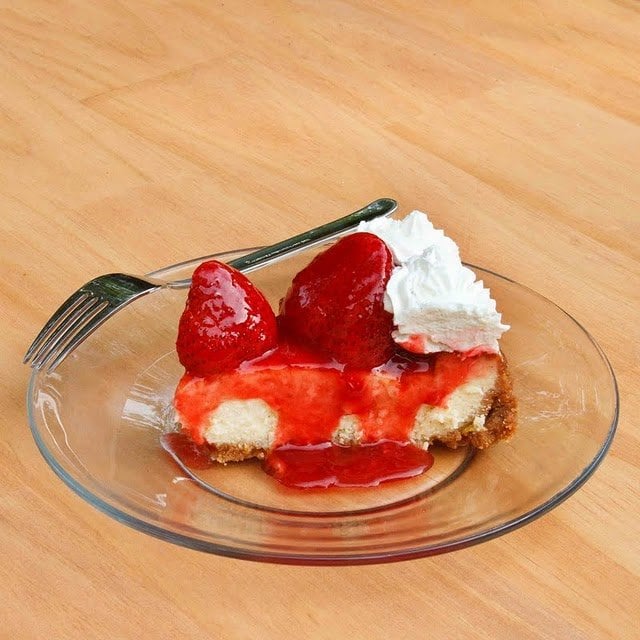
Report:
24,198,397,372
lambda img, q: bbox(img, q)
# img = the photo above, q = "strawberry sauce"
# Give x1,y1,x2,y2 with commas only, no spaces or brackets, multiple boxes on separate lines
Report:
263,441,434,488
161,432,213,470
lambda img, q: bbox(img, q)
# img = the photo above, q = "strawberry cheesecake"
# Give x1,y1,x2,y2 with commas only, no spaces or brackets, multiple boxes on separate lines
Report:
171,211,516,487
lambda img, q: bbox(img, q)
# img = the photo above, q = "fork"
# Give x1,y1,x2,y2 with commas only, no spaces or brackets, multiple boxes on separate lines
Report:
24,198,397,373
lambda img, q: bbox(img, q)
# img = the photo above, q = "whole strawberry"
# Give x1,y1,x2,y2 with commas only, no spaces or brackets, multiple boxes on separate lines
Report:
279,232,395,368
177,260,278,376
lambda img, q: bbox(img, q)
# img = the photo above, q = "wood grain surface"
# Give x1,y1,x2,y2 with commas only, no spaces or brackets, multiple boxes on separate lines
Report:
1,1,638,638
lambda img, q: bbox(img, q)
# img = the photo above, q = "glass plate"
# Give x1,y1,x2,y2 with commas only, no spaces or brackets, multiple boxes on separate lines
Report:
27,248,619,565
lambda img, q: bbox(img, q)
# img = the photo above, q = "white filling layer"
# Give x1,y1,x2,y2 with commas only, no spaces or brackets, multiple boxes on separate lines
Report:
410,370,495,442
201,398,276,449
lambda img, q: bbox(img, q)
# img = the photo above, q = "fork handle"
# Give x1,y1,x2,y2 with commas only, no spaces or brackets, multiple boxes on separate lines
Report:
163,198,397,288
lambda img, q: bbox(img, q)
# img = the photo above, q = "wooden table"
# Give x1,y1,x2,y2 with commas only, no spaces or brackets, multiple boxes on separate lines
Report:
2,2,638,637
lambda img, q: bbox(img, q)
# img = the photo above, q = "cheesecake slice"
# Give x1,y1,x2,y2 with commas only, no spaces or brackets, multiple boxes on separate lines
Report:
174,348,515,463
172,210,517,476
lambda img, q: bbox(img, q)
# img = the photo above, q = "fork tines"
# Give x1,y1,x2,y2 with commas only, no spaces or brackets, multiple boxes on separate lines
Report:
23,291,109,371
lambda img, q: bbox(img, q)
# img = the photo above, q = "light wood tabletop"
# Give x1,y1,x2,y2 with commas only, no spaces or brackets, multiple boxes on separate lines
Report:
2,2,638,638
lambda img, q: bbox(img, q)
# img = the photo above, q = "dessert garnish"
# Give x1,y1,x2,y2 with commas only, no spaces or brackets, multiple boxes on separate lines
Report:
176,261,277,376
279,232,395,368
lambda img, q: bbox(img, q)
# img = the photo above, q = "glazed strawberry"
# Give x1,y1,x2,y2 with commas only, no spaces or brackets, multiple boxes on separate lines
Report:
279,232,395,368
177,260,278,376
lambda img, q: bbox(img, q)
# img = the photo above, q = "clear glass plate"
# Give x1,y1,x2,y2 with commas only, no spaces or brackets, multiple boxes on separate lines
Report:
27,248,619,565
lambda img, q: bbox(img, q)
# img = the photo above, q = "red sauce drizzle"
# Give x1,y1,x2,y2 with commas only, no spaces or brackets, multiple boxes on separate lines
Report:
263,441,434,488
161,432,213,470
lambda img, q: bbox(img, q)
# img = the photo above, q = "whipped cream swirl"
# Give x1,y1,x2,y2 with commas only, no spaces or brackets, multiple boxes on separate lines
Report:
358,211,509,354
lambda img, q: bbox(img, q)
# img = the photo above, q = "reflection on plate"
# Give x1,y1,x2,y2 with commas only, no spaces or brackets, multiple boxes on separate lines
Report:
27,248,618,565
